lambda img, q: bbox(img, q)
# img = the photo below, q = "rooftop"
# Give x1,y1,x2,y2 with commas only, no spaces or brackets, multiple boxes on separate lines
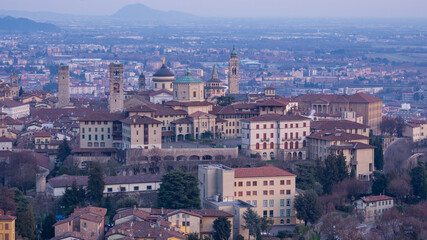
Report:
234,166,295,178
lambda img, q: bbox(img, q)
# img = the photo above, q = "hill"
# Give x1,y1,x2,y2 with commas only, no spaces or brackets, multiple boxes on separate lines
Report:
0,16,59,32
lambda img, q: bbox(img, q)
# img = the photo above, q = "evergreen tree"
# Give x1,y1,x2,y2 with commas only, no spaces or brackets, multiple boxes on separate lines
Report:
373,137,384,170
41,213,56,239
56,138,72,163
61,180,86,215
372,171,388,195
19,86,23,97
86,162,105,205
14,189,36,240
213,216,231,240
294,190,322,226
157,169,201,209
323,153,348,193
242,208,261,240
260,217,274,234
410,166,426,200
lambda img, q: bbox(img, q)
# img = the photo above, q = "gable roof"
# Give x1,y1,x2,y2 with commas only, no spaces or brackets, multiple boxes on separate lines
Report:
361,195,393,203
308,130,369,141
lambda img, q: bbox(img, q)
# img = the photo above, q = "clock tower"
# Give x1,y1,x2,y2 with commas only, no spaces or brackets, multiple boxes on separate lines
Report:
10,73,19,99
109,63,124,112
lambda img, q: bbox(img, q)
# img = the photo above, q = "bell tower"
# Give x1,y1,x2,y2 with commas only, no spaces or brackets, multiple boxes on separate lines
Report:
138,71,146,91
109,63,124,112
10,73,19,99
228,46,239,94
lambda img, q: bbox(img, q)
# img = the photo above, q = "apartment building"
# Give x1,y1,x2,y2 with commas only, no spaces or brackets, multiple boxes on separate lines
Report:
198,165,297,228
121,115,162,149
0,209,15,240
353,195,394,222
241,114,310,160
403,120,427,143
311,120,370,137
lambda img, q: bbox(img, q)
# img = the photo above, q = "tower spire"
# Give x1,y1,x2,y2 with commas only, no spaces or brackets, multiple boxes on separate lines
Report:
212,65,218,79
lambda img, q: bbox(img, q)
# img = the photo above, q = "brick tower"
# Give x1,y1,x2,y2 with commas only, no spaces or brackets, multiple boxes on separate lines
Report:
58,65,70,108
109,63,124,112
10,73,19,99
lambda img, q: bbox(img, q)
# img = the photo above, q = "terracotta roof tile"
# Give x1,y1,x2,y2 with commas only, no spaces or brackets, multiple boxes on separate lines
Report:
361,195,393,203
234,166,295,178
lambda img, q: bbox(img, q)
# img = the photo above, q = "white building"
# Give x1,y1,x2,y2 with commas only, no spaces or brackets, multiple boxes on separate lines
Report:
46,174,162,197
0,100,30,119
241,114,310,160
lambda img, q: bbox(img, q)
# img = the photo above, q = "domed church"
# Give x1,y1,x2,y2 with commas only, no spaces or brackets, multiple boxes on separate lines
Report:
152,59,175,92
173,68,204,102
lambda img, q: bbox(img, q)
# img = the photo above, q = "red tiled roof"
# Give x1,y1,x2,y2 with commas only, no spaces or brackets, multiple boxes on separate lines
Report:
0,136,13,142
234,166,295,178
190,209,234,218
148,89,173,97
361,195,393,203
51,231,97,240
171,117,192,125
166,101,212,107
126,104,157,113
34,132,51,137
242,114,309,122
105,220,185,240
347,92,382,103
122,115,161,125
0,99,25,108
330,142,376,150
311,120,369,130
79,112,125,121
256,98,289,107
48,174,162,188
189,111,214,118
307,130,369,141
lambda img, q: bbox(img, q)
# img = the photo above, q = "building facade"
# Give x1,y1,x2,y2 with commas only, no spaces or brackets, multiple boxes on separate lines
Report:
109,63,124,113
122,115,162,149
58,65,70,108
228,47,239,94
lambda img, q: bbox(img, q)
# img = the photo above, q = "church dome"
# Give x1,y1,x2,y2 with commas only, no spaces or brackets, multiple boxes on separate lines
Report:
174,69,202,84
153,64,174,77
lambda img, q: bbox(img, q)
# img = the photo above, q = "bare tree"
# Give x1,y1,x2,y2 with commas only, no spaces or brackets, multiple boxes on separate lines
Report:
386,175,412,204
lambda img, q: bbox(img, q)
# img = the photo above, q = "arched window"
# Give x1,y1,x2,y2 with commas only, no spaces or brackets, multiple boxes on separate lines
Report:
290,142,293,149
295,141,299,149
256,143,260,149
280,219,284,224
263,152,267,158
263,142,267,149
270,142,274,149
270,152,274,159
284,142,288,149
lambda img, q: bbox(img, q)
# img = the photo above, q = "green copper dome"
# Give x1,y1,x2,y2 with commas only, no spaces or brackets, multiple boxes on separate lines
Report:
174,69,202,84
231,46,237,57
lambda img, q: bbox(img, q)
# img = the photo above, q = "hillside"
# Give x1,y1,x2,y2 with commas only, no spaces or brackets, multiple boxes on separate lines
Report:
0,16,59,32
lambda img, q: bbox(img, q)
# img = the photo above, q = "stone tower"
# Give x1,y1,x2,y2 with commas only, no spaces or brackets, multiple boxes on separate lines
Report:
10,73,19,99
138,71,146,91
57,65,70,108
109,62,124,112
228,46,239,94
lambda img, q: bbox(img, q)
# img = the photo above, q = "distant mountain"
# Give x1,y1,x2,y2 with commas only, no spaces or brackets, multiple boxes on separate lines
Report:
0,16,59,32
111,4,198,24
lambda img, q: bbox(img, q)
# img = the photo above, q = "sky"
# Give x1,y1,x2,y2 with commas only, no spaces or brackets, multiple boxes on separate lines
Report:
1,0,427,18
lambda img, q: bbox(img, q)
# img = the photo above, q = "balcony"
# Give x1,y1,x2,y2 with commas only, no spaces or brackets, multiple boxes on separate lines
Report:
260,138,270,142
282,137,302,141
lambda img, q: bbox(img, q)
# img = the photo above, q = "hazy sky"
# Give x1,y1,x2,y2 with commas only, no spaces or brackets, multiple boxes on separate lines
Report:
2,0,427,18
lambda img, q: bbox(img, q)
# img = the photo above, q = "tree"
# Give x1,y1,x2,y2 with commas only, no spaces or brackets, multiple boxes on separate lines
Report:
157,169,201,209
294,190,322,226
323,153,348,193
56,138,72,164
380,116,397,135
61,180,86,215
235,235,244,240
242,208,261,240
116,197,139,209
260,217,274,234
86,161,105,204
0,187,16,212
372,171,388,195
41,213,56,239
19,86,23,97
410,166,426,200
8,152,38,194
187,233,199,240
216,96,235,106
395,116,405,137
372,137,384,170
386,176,412,204
14,189,36,240
213,216,231,240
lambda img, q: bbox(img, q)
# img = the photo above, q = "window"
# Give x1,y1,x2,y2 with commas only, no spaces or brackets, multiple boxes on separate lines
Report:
271,124,274,128
134,186,139,191
286,199,291,206
120,187,126,191
287,180,291,185
263,190,268,195
246,181,251,186
286,190,291,195
253,200,257,207
269,210,274,217
286,209,291,217
263,200,268,207
270,133,274,138
286,219,290,224
263,211,267,217
253,181,257,186
256,143,259,149
290,124,293,128
256,133,259,139
280,199,285,207
263,124,266,129
303,122,306,127
269,190,274,195
280,190,285,194
107,188,112,192
280,180,285,185
238,182,243,187
270,180,274,185
263,181,268,186
269,200,274,207
270,142,274,149
296,124,299,128
83,222,87,228
246,191,251,196
285,124,288,128
88,135,91,140
303,131,306,136
280,209,285,217
253,191,257,196
238,192,243,196
256,125,259,129
5,233,9,240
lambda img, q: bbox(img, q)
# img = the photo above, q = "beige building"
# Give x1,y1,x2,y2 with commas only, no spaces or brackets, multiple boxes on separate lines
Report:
122,115,162,149
353,195,394,222
152,62,175,92
79,112,124,149
311,120,370,137
403,120,427,143
241,114,311,160
173,69,204,102
205,65,226,101
198,164,297,238
296,92,382,134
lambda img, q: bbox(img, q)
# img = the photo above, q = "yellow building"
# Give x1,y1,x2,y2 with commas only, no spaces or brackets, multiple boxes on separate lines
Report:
354,195,394,222
34,132,52,150
0,209,16,240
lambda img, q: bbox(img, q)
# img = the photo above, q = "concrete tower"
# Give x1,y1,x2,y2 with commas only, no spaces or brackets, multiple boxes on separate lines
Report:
10,73,19,99
109,62,124,112
228,46,239,94
138,71,146,91
57,65,70,108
